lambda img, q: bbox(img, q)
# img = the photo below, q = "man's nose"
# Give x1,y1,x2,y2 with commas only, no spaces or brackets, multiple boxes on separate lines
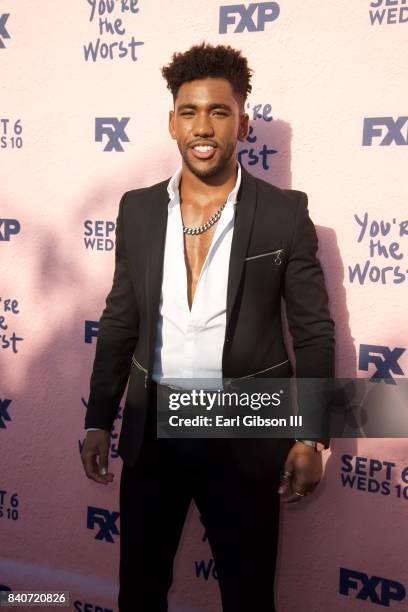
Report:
192,113,214,137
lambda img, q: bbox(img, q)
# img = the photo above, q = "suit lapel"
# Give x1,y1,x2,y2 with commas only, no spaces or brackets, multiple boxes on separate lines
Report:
144,180,170,371
226,165,257,330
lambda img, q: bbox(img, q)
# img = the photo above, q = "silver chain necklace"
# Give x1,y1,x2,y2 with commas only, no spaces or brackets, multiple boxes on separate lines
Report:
182,202,226,235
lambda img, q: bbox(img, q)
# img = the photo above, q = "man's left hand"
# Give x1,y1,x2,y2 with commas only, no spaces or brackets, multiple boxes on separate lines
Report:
278,441,323,503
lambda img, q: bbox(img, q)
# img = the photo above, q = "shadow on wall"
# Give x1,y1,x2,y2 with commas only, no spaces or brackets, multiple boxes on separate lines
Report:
238,118,293,189
261,120,358,611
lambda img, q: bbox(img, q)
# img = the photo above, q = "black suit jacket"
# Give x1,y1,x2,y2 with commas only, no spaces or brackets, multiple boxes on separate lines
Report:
85,165,335,471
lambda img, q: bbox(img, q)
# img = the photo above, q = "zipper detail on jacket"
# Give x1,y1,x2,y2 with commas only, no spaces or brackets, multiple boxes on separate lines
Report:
233,359,290,381
245,248,284,264
132,355,148,388
131,356,289,386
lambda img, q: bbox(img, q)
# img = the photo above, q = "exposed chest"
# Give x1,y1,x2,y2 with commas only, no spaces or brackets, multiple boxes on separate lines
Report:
183,226,217,309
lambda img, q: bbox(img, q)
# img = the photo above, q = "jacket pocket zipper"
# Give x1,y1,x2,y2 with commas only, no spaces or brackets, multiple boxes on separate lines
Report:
245,248,284,264
234,359,290,381
131,355,289,386
132,355,148,388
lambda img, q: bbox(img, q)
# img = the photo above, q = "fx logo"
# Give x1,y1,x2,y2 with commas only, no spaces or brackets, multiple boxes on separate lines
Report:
95,117,130,152
0,219,20,242
87,506,120,543
0,399,12,429
339,567,405,606
85,321,99,344
0,14,10,49
219,2,280,34
359,344,405,384
362,116,408,146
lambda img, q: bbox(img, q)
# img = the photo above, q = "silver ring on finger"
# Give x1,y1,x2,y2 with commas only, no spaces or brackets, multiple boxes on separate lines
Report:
294,491,304,497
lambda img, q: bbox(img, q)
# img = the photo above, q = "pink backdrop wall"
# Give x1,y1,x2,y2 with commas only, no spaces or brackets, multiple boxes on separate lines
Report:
1,1,407,611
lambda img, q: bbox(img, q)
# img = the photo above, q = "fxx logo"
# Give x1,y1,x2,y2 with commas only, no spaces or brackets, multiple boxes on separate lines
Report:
339,567,406,606
95,117,130,151
359,344,405,384
87,506,120,543
363,116,408,146
219,2,280,33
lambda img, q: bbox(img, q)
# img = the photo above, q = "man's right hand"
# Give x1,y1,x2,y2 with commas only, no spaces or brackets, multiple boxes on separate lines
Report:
81,430,114,485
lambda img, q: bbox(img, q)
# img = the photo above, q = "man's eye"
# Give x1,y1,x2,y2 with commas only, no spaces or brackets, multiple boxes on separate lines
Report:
181,112,194,116
214,111,227,116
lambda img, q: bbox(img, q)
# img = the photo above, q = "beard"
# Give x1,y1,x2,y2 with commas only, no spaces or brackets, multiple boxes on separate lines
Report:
180,144,235,179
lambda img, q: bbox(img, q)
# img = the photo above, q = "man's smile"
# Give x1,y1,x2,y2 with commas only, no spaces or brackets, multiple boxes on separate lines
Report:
189,141,218,160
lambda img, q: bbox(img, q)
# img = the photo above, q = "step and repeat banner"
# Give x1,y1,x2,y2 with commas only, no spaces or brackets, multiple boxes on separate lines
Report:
1,1,407,611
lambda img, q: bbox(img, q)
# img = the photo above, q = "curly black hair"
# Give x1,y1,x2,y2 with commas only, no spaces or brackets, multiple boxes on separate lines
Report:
161,42,253,107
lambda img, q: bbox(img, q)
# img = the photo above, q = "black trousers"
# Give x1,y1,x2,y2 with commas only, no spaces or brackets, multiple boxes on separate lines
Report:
118,384,284,612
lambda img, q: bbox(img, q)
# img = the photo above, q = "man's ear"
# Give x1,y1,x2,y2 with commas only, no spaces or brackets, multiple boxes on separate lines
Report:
169,109,176,140
238,113,249,142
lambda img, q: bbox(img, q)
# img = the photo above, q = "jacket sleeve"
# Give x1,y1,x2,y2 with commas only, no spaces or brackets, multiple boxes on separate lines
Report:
282,192,335,448
84,192,139,431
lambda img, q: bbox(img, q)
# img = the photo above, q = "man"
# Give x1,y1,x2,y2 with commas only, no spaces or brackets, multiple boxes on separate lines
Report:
81,42,335,612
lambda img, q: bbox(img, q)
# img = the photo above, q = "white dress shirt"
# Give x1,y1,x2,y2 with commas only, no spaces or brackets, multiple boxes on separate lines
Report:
87,161,241,429
152,161,241,387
